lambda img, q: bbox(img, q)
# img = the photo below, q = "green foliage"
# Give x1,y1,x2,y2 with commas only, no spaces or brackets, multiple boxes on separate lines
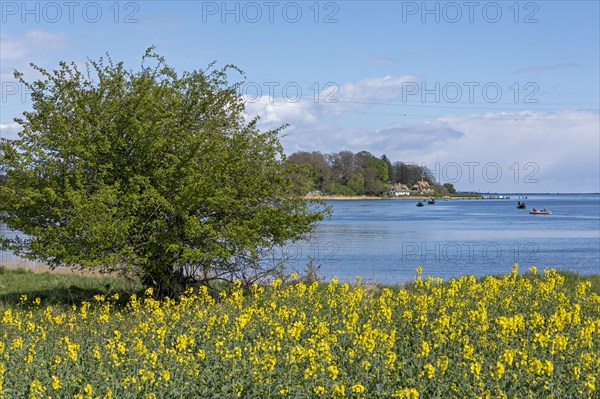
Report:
347,173,365,195
443,182,457,194
0,48,328,295
286,150,435,196
380,154,393,184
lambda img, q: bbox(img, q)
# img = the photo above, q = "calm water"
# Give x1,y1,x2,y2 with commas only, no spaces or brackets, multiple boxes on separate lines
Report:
2,194,599,283
289,194,600,283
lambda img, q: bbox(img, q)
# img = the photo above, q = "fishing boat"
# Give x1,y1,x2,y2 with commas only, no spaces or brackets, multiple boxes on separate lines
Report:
427,198,435,204
529,208,551,215
416,201,424,207
516,201,526,209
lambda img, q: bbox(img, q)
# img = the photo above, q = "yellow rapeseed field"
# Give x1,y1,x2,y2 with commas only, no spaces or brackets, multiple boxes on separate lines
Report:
1,265,598,398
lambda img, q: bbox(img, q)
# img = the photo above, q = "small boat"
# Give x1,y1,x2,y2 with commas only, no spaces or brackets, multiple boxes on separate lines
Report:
529,208,551,215
416,201,424,207
427,198,435,205
516,201,526,209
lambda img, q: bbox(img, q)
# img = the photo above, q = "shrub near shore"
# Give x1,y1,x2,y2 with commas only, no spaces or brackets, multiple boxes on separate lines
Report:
1,265,598,398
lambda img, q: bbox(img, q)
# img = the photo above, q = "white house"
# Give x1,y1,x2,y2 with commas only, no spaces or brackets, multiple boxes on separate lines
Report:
389,183,411,196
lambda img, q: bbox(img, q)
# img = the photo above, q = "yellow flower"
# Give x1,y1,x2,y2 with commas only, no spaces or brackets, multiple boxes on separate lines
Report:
543,360,554,376
29,379,45,397
328,364,339,380
161,370,170,382
585,374,596,391
314,386,325,395
351,383,365,393
418,341,430,358
501,349,515,366
51,375,62,390
271,278,282,289
332,383,345,397
470,362,481,376
386,351,398,368
422,363,435,379
393,388,420,399
492,361,505,380
436,356,449,374
529,359,544,375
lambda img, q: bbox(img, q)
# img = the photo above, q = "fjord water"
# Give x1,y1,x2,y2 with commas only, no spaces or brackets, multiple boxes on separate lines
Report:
291,194,600,284
2,194,598,283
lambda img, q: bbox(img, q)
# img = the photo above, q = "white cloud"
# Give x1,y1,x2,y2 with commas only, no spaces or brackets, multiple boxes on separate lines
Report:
0,122,21,139
427,110,600,192
0,30,64,61
246,77,599,192
244,75,421,130
322,75,420,115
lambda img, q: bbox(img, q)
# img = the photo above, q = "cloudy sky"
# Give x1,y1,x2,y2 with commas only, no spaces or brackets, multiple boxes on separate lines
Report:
1,1,598,192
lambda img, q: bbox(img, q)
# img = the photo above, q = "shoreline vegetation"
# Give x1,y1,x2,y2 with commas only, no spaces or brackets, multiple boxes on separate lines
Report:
2,262,599,302
304,194,483,200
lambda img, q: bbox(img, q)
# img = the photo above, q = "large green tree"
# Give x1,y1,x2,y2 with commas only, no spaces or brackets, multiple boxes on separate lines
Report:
0,49,327,295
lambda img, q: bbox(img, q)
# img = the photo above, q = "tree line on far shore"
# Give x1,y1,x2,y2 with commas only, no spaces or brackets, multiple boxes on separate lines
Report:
286,150,457,196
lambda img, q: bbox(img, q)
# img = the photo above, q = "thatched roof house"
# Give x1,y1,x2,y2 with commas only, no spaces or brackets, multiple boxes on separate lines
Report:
411,180,434,194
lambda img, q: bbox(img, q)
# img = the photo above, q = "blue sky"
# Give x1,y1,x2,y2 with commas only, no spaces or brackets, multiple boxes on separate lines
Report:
1,1,599,192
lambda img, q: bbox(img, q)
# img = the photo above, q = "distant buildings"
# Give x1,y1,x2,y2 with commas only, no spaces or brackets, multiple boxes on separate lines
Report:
411,179,434,194
389,180,435,196
388,183,411,196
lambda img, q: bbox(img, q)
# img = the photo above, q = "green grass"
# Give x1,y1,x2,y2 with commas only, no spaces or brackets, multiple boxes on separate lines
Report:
0,265,141,307
1,264,598,309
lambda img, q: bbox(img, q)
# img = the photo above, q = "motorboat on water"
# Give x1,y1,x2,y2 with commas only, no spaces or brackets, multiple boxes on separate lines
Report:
530,208,551,215
427,198,435,204
416,201,424,207
516,201,526,209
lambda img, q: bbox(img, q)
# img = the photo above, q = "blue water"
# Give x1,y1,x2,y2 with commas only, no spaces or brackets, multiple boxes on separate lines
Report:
2,194,599,283
287,194,600,283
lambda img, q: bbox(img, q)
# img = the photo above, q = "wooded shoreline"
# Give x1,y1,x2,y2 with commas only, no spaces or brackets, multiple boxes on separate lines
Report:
304,195,484,200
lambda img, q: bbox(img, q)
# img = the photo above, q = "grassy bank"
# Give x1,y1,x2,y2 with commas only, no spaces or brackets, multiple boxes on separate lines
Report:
1,265,598,398
0,265,140,307
1,264,599,307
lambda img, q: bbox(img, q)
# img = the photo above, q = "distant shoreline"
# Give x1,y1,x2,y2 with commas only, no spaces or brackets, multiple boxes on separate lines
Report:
304,195,483,201
304,193,600,200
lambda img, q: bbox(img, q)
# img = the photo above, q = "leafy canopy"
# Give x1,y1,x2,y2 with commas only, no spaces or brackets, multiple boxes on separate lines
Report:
0,48,328,294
